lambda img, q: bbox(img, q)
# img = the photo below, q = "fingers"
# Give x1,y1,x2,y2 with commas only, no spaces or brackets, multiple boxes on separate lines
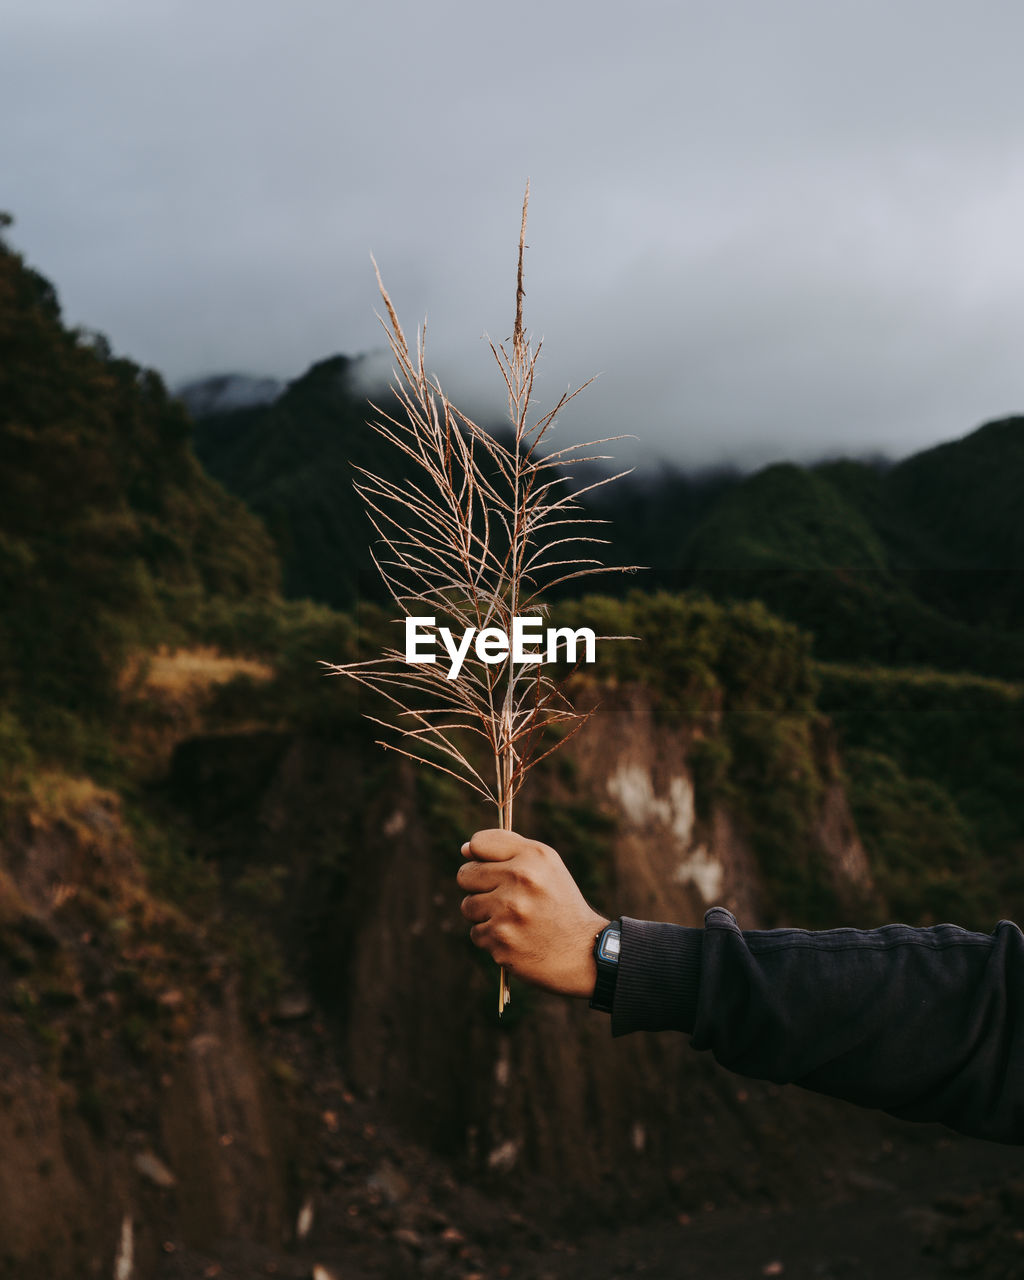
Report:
459,892,492,924
458,829,541,973
468,921,509,967
461,829,529,862
468,922,492,951
455,859,503,892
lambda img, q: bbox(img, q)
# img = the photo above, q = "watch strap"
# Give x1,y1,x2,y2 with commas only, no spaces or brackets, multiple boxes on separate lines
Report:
590,920,621,1013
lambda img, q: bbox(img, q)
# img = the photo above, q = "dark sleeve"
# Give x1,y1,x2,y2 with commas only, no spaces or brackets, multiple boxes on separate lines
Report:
610,907,1024,1145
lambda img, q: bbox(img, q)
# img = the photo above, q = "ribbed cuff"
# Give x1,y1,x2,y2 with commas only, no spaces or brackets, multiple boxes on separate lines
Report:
610,917,704,1037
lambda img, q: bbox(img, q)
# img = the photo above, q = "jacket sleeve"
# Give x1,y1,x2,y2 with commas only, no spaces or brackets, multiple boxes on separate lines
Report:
610,907,1024,1145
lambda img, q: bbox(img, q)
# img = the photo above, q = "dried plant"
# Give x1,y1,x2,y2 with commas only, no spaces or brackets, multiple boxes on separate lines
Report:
323,185,636,1013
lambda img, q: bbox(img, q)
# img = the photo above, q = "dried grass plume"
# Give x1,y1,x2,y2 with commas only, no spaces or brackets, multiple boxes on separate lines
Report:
323,185,637,1011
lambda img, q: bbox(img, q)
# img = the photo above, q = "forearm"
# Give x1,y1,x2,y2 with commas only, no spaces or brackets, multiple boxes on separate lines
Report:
611,907,1024,1145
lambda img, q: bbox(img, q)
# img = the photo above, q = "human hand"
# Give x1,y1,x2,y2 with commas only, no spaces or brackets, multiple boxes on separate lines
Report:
457,828,610,998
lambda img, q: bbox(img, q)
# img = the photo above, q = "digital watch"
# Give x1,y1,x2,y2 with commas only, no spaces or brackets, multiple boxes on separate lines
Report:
589,920,621,1013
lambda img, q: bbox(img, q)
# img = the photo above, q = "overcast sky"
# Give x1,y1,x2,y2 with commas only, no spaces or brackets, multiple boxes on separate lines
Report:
4,0,1024,470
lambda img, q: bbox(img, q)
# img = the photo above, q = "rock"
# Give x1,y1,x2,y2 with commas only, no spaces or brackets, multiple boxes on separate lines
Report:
114,1215,134,1280
296,1196,314,1241
845,1170,896,1194
14,915,58,952
133,1151,176,1189
274,992,313,1021
901,1206,945,1241
367,1160,410,1205
486,1139,519,1172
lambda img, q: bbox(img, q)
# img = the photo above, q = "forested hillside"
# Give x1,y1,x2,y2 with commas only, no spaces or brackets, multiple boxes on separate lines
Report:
188,357,1024,680
189,356,403,609
668,434,1024,676
0,223,279,769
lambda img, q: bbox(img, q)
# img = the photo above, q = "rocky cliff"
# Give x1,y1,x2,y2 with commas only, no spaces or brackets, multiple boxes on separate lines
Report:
0,681,971,1278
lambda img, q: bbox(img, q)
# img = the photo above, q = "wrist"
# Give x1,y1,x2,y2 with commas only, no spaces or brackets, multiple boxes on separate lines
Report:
568,912,609,998
589,918,621,1013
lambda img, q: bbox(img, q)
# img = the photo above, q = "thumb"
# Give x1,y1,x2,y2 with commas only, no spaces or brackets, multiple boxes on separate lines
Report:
461,828,526,861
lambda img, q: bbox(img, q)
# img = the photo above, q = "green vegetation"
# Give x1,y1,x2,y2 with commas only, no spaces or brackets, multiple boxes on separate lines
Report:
883,418,1024,587
682,462,890,572
670,454,1024,679
0,224,278,776
191,355,399,609
817,664,1024,929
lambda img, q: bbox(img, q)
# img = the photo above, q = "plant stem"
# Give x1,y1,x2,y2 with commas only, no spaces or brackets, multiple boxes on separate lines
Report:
497,789,512,1015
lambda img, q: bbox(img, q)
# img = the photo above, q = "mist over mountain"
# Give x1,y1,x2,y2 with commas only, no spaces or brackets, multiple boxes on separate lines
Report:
176,373,284,418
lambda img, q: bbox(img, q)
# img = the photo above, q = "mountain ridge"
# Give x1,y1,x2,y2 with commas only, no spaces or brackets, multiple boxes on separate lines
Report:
185,350,1024,677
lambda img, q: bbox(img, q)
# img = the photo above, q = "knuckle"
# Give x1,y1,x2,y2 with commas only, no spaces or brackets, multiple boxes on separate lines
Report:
535,841,561,870
509,863,538,895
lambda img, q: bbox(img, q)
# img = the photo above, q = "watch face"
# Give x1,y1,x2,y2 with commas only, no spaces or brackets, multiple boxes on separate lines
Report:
599,928,621,963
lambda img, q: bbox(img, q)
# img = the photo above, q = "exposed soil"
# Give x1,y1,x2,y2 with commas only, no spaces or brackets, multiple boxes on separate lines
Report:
151,1016,1024,1280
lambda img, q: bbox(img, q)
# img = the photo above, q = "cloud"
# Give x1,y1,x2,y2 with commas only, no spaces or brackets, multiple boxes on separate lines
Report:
3,0,1024,470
